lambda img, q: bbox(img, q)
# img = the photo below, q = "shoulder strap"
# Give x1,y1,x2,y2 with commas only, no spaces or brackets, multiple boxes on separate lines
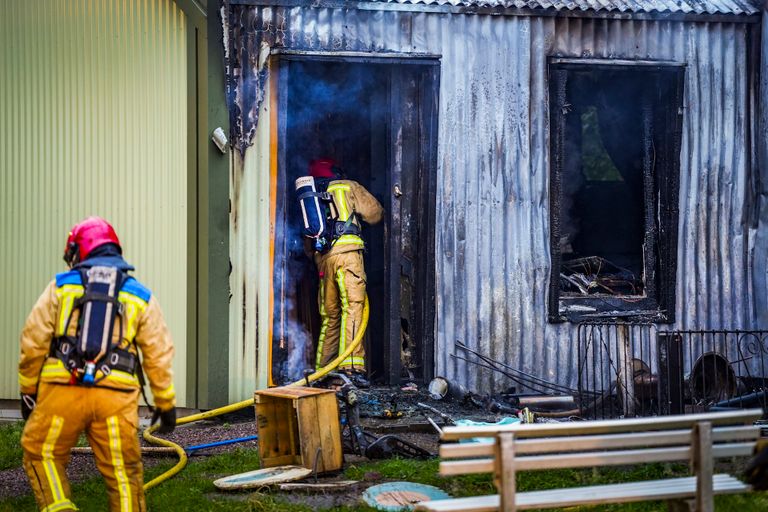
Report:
297,190,333,202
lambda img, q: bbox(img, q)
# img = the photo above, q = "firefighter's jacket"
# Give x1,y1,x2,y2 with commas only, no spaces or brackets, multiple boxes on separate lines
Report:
324,179,384,256
18,268,176,411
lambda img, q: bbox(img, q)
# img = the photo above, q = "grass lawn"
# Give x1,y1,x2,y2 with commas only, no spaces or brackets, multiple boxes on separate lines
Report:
1,422,767,511
0,422,24,471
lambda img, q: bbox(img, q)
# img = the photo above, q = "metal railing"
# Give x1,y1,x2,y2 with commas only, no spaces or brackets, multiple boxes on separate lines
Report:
577,322,658,420
577,324,768,419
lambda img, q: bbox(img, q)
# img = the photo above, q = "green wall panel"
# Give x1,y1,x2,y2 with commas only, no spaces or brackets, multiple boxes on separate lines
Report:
0,0,189,405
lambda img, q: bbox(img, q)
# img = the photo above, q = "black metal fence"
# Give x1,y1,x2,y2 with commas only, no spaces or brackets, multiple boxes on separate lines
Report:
577,323,768,420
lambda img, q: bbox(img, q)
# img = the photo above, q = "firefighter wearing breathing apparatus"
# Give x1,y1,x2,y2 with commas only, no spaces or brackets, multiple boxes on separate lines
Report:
18,216,176,512
300,159,384,387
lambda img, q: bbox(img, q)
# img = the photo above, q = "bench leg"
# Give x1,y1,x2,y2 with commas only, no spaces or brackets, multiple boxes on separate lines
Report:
692,422,714,512
497,432,516,512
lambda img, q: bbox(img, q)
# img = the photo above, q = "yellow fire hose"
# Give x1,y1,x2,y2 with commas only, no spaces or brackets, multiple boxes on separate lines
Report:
142,295,369,490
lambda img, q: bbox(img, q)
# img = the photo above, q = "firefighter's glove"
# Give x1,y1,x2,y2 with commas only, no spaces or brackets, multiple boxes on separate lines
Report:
20,394,36,421
151,407,177,434
745,443,768,490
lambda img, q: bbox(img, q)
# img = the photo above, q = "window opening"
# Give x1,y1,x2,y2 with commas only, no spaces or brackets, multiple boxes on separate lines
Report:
549,63,683,322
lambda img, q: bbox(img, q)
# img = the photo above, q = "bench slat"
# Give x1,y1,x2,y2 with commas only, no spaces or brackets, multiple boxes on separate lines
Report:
441,409,762,441
415,475,750,512
440,442,495,459
439,445,686,472
517,474,748,509
440,443,755,475
439,426,759,459
415,494,498,512
441,458,495,476
514,443,754,471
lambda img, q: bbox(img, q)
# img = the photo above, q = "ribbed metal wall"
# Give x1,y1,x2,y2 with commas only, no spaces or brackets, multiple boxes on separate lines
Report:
229,6,759,394
228,86,275,399
757,12,768,329
0,0,189,404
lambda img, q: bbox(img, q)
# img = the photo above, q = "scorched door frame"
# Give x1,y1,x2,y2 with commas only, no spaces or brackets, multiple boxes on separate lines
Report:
272,53,440,386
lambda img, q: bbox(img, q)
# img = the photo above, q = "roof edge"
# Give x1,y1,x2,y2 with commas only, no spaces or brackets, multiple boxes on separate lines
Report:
228,0,761,22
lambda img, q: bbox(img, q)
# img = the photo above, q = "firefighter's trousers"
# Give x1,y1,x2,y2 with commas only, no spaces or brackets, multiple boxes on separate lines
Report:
22,382,144,512
316,250,367,372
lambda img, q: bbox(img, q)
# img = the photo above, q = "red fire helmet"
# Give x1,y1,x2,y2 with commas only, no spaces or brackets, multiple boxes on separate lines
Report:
308,158,338,179
63,216,121,267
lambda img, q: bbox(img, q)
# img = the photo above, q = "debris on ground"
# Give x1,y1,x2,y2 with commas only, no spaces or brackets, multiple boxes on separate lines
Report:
339,385,434,460
213,465,311,490
453,416,520,443
415,402,456,426
278,480,359,492
427,377,468,401
0,373,594,504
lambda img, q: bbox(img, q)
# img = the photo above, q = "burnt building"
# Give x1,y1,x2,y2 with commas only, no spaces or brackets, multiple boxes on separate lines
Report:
222,0,768,404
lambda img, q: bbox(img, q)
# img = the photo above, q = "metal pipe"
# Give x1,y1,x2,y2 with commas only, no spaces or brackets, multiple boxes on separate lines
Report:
425,416,443,435
714,389,768,409
515,395,575,406
416,402,455,425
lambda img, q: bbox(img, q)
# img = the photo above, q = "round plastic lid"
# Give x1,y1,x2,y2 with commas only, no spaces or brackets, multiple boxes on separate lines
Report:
362,482,451,511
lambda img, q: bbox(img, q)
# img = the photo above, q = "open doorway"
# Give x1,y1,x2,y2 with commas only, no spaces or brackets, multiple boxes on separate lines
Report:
271,56,439,386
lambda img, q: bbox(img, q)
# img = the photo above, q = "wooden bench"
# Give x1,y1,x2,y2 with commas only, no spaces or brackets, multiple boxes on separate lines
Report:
415,409,762,512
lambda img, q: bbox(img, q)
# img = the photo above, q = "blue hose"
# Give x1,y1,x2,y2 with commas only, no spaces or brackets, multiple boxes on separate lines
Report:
184,435,258,454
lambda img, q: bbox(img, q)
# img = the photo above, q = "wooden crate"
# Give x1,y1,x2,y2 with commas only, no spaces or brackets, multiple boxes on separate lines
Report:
254,386,343,473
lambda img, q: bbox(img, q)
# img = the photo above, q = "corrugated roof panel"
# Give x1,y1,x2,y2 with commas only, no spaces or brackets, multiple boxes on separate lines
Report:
374,0,761,15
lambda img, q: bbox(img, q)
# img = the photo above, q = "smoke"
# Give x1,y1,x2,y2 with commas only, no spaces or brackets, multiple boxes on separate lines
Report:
275,60,391,382
279,294,314,383
286,60,388,180
276,219,316,384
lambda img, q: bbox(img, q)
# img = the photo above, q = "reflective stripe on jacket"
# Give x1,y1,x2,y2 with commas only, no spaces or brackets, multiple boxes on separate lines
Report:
325,179,384,256
18,271,176,410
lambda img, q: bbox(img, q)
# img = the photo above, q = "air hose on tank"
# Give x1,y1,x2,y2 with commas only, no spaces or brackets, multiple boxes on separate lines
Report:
142,295,370,490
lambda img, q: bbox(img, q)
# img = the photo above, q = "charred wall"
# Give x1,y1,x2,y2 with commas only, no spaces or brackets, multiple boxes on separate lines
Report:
225,4,763,395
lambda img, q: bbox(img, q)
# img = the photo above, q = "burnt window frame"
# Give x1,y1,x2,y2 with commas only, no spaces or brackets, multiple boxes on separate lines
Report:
547,59,685,324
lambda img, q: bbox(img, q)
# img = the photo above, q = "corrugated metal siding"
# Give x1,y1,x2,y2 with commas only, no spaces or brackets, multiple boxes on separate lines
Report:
377,0,760,15
229,6,759,395
756,12,768,327
0,0,189,404
228,85,275,399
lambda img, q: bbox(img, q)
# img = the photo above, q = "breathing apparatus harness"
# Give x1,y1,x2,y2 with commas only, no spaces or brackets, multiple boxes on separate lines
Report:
49,265,150,402
296,176,361,253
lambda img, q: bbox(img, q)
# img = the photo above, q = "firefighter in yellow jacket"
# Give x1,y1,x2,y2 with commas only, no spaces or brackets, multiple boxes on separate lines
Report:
308,159,384,387
18,216,176,512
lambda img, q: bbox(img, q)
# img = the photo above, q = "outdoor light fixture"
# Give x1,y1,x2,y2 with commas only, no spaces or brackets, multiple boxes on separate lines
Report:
212,127,228,153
